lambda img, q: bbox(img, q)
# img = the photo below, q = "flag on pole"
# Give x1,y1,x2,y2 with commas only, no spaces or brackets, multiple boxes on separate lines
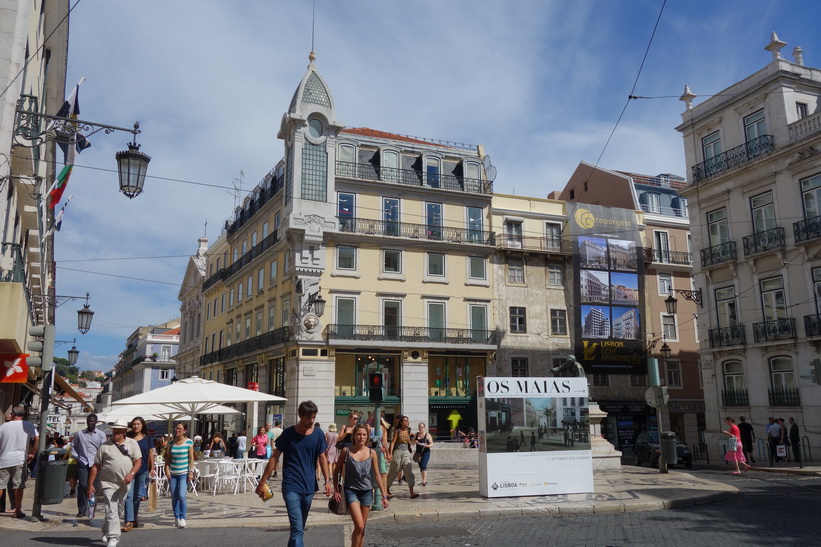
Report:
45,195,72,237
51,78,92,161
48,164,73,208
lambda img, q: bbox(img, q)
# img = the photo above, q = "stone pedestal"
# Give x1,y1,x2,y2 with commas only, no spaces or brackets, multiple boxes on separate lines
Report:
588,402,622,470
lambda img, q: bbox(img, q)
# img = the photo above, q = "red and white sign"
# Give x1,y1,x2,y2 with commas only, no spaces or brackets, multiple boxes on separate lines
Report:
247,381,259,391
1,354,29,383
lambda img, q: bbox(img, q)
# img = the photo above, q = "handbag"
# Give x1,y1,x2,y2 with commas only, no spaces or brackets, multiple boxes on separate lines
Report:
147,479,157,512
328,450,347,515
413,452,422,463
727,436,738,452
777,444,787,458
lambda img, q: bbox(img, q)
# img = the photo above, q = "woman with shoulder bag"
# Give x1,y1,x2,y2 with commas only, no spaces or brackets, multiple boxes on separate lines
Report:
385,415,418,499
332,424,389,547
413,422,433,487
165,423,194,528
336,411,360,451
722,416,751,474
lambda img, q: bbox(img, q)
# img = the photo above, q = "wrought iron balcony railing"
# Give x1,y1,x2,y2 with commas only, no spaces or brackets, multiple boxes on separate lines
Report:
752,318,796,343
338,217,496,246
708,325,746,348
223,173,284,236
639,203,689,217
498,235,572,254
326,324,499,345
700,241,737,268
691,135,774,184
793,215,821,244
721,389,749,407
643,248,693,265
0,243,26,283
199,327,290,367
805,313,821,337
202,231,280,292
336,160,493,195
768,387,801,407
743,227,785,256
14,94,41,141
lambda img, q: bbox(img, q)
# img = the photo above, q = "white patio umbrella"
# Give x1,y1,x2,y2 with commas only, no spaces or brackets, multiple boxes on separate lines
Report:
110,376,286,434
97,403,243,424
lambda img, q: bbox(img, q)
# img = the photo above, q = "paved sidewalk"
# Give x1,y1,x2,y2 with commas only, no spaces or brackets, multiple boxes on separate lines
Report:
0,463,764,534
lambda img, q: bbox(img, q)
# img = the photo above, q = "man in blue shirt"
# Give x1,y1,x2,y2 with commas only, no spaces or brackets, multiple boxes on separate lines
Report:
71,413,107,517
257,401,331,547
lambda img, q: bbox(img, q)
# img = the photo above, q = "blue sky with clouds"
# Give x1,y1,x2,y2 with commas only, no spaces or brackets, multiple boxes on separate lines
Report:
54,0,821,371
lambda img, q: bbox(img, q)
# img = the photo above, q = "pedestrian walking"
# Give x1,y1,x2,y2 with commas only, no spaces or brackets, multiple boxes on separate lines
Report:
722,417,751,474
256,401,332,547
87,418,142,547
766,417,781,465
385,415,418,499
325,423,339,474
414,422,433,487
737,416,755,463
332,424,389,547
71,413,107,518
165,422,194,528
0,405,37,519
122,416,153,532
253,426,269,460
235,430,247,459
788,418,801,463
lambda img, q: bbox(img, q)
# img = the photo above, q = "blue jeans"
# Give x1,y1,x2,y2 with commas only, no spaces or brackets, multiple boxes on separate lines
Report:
282,490,315,547
417,450,431,471
124,470,147,522
169,474,188,519
76,464,92,514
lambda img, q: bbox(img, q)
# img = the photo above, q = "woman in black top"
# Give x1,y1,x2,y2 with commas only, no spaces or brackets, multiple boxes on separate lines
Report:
414,422,433,486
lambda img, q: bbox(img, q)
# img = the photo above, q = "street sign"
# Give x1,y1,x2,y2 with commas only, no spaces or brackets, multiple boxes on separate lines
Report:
644,386,669,409
46,414,66,424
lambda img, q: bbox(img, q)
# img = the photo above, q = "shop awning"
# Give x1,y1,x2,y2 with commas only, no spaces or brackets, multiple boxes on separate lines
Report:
54,374,93,412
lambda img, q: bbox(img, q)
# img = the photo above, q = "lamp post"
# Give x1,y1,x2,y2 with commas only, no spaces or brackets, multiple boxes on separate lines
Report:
307,289,326,317
656,341,672,474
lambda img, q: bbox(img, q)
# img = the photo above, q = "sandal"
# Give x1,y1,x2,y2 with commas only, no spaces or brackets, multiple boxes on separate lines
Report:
410,493,420,498
121,522,133,532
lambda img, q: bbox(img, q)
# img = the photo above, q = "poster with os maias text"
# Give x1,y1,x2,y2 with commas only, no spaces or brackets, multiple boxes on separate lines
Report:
478,377,593,498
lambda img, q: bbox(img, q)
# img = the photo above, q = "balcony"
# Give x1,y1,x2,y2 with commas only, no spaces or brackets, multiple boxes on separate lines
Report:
691,135,774,184
700,241,737,268
742,227,785,256
793,215,821,244
498,235,571,254
202,231,280,292
199,327,289,367
326,324,499,346
804,313,821,337
768,387,801,407
752,318,796,343
708,325,746,348
639,203,689,217
338,217,495,246
223,173,284,237
788,110,821,143
336,160,492,195
721,389,749,407
643,248,693,265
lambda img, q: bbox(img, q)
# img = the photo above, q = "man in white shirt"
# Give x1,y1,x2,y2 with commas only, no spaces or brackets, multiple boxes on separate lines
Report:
236,431,247,459
766,417,782,466
0,406,38,519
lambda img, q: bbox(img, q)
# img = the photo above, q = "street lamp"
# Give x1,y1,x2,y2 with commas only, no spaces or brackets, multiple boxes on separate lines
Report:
307,289,326,317
67,340,79,366
116,130,151,198
665,293,678,315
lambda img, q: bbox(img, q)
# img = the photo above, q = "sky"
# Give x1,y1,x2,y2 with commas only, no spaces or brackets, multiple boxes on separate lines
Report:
51,0,821,371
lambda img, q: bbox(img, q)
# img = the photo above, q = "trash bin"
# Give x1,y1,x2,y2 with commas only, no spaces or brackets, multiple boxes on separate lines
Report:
661,432,678,465
39,448,68,505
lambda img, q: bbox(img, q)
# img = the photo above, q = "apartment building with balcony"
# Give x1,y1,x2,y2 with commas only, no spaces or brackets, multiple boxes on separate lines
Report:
196,53,497,434
676,34,821,454
112,320,180,400
1,1,69,411
557,162,702,453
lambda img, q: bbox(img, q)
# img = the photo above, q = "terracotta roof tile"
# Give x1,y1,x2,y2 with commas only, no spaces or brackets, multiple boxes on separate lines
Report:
340,127,452,148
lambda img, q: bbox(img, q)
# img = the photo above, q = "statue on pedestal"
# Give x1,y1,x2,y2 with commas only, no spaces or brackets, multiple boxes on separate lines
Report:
550,355,585,378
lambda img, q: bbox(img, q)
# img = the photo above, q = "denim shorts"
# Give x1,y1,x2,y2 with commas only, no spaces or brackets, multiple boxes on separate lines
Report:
344,488,373,507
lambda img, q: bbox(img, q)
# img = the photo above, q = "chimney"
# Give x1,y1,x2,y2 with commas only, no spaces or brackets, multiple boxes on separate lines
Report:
793,46,804,66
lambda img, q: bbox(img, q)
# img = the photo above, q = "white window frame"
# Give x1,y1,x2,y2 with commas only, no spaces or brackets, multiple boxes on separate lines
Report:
661,313,678,341
658,272,673,296
336,245,357,271
383,249,402,274
468,256,486,281
665,360,681,388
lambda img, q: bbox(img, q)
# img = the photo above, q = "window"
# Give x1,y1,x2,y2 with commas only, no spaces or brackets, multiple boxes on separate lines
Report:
814,267,821,312
550,309,567,335
308,117,323,138
707,208,729,246
426,202,442,240
221,293,225,314
770,356,795,390
658,273,673,295
213,298,218,317
281,299,290,326
646,193,661,214
751,191,776,234
226,324,232,345
160,369,170,380
654,231,670,262
258,268,265,292
801,173,821,220
256,311,263,336
383,300,401,338
702,131,721,160
507,257,524,284
161,345,171,360
548,263,563,286
427,301,446,341
337,246,356,270
797,102,809,119
241,240,247,256
723,360,745,391
262,221,269,239
338,144,356,177
338,193,355,230
247,275,253,297
384,198,399,236
592,374,609,386
545,222,561,251
427,253,445,276
245,316,251,339
678,197,689,217
425,157,440,188
468,256,486,280
232,248,238,263
744,110,766,142
237,282,243,303
301,141,328,201
630,374,646,387
268,304,276,331
470,304,488,342
270,259,278,283
504,220,523,248
467,206,483,243
662,314,677,340
229,289,234,308
274,210,281,230
251,231,258,247
336,297,355,337
511,358,528,377
716,287,738,328
663,361,681,388
206,302,211,320
760,276,787,320
383,249,402,273
510,307,527,333
284,251,291,272
382,150,399,183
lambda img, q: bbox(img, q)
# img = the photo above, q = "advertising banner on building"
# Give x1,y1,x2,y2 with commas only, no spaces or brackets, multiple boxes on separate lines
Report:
477,376,592,498
568,204,646,374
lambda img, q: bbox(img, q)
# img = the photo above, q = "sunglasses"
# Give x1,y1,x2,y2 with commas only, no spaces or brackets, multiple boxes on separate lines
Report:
115,443,129,456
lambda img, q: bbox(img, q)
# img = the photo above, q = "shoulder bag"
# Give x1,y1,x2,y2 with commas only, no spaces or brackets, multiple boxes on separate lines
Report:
328,449,347,515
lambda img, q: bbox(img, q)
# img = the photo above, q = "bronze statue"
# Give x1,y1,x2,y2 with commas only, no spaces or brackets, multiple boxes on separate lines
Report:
550,355,585,378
